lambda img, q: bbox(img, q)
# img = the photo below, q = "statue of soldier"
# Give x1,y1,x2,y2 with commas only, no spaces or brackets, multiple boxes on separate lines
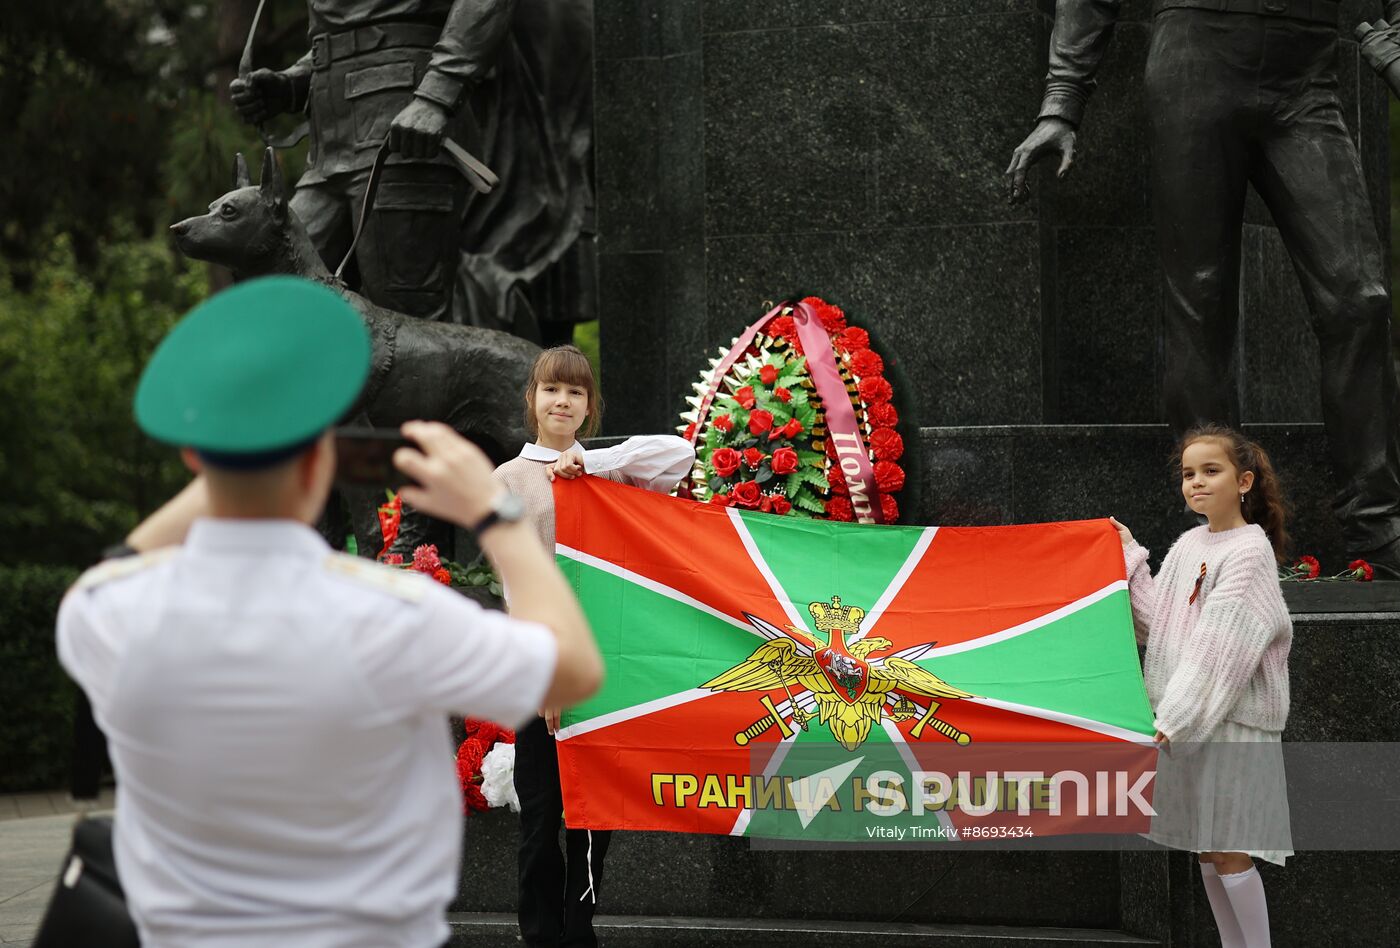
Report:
230,0,515,322
1008,0,1400,575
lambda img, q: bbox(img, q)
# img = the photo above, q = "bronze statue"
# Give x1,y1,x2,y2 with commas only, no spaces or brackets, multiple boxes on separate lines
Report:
170,149,538,557
230,0,514,323
1009,0,1400,575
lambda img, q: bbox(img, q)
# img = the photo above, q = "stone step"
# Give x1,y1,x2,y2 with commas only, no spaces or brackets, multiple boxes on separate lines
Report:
445,913,1160,947
454,810,1123,928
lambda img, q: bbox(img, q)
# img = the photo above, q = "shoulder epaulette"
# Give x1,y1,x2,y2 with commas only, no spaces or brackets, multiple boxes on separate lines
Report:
73,548,178,591
322,553,427,603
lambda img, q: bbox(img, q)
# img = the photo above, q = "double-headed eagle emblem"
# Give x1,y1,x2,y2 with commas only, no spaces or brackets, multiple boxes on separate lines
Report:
702,596,975,751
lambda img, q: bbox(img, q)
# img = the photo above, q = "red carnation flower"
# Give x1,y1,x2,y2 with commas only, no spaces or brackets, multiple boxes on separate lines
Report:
826,496,855,522
858,376,894,404
771,496,793,515
743,447,766,471
802,296,847,333
775,387,792,402
848,348,884,379
866,401,898,429
1348,559,1375,582
383,553,404,566
874,460,905,494
735,385,756,410
412,544,442,573
1293,555,1321,579
748,409,774,435
433,567,453,586
759,364,779,385
827,466,848,495
870,428,904,462
713,414,734,433
839,326,870,353
824,438,838,459
881,494,899,523
771,447,799,475
732,481,762,508
767,316,796,341
711,446,741,478
377,493,403,559
709,493,733,507
683,423,696,440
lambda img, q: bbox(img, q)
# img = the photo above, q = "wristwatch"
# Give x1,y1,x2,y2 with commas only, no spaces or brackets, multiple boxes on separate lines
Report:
470,491,525,537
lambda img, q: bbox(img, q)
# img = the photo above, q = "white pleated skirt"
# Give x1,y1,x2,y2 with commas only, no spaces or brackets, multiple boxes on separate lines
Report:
1146,719,1293,866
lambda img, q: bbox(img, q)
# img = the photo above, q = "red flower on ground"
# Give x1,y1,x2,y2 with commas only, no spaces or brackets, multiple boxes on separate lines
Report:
732,481,762,508
1348,559,1375,582
874,460,905,493
1293,555,1321,579
839,326,870,353
743,447,766,471
775,387,792,402
858,376,894,404
771,496,793,515
383,554,404,566
412,544,442,573
826,496,855,522
759,364,778,385
870,428,904,462
433,567,453,586
710,493,733,507
748,409,774,435
377,493,403,559
866,402,898,429
827,466,848,495
713,414,734,433
771,447,799,475
848,348,884,379
456,738,488,813
735,386,756,410
881,494,899,523
711,447,741,478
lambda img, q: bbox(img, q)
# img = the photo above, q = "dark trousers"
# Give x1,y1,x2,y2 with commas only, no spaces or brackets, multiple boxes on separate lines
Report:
514,716,612,947
291,164,466,322
1144,9,1400,552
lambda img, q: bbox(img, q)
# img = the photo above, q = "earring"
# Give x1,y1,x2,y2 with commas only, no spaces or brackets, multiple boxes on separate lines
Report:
1240,492,1247,504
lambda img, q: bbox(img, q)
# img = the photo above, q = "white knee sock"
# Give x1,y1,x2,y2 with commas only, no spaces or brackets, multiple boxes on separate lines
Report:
1219,864,1271,948
1200,862,1245,948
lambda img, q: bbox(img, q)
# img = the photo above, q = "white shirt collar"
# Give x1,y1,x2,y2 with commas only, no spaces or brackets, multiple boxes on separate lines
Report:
185,518,331,557
518,441,583,462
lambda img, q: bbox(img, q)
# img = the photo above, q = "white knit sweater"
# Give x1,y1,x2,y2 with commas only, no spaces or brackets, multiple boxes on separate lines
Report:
1124,524,1292,745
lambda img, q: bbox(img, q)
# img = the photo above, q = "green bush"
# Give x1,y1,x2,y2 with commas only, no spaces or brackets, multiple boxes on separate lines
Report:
0,564,80,792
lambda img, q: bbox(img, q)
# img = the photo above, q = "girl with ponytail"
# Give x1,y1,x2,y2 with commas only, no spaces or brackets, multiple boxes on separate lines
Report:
1110,425,1293,947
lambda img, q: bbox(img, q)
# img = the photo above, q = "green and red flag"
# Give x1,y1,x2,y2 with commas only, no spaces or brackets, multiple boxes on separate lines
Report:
552,477,1157,843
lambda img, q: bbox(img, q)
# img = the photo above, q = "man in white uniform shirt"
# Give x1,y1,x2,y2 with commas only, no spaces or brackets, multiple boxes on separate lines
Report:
56,276,602,948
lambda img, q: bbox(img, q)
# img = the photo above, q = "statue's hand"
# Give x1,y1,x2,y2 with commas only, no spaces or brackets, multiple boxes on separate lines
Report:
229,68,295,124
1358,20,1399,70
388,98,450,160
1005,117,1077,205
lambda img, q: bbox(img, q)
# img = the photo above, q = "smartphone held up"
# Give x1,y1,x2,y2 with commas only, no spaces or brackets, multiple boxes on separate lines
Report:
333,427,419,489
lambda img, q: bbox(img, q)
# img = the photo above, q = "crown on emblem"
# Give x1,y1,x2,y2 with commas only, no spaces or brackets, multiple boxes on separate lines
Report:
808,595,866,636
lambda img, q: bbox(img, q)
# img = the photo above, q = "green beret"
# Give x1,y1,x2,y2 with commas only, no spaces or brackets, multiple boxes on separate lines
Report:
134,276,370,454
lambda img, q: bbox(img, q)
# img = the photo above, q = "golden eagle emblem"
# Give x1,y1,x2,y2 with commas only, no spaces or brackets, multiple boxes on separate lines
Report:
702,596,976,751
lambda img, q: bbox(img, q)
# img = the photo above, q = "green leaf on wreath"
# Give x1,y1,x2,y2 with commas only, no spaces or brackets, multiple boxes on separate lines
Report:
786,467,827,496
796,404,818,429
756,467,774,485
796,449,824,468
794,491,827,514
783,387,809,409
708,476,727,494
